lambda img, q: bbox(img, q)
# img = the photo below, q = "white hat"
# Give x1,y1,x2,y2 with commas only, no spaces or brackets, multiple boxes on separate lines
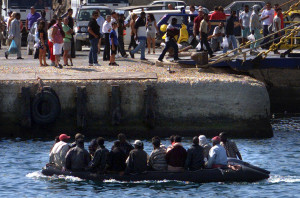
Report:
134,140,143,147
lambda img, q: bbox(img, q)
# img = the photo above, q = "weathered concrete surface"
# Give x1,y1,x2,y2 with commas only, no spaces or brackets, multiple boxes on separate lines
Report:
0,74,272,138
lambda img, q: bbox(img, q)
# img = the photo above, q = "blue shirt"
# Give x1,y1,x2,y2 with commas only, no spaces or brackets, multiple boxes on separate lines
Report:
109,29,118,46
27,12,41,29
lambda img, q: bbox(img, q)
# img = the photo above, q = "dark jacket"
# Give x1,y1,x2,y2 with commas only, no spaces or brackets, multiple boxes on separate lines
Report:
87,146,109,173
112,141,134,157
165,143,187,168
185,144,204,171
65,145,91,171
126,148,148,173
225,15,236,36
108,147,127,172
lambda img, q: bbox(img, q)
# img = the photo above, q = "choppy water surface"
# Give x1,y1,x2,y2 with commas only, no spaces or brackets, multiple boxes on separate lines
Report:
1,117,300,197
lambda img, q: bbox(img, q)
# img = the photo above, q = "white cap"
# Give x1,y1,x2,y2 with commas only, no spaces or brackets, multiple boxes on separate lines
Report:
134,140,143,147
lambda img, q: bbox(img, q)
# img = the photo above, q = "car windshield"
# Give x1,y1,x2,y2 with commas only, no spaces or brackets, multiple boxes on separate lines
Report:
224,2,236,10
8,0,52,9
77,9,111,21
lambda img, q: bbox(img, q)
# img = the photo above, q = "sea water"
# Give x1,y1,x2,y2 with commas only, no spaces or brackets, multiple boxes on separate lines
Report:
0,117,300,197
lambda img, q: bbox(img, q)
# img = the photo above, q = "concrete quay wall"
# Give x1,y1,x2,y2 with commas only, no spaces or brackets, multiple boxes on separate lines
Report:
0,75,272,138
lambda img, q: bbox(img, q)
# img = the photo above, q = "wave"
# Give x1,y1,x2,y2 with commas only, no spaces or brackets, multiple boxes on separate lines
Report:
268,175,300,183
26,171,84,182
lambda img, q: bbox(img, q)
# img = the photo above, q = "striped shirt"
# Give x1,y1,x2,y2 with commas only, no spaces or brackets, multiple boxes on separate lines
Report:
220,140,240,158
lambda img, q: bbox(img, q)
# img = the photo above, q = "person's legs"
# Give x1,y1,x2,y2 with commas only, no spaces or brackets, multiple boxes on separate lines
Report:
43,48,47,65
104,33,110,61
39,48,43,66
118,36,126,57
262,25,269,48
48,41,55,65
169,39,179,60
63,50,69,65
71,36,76,58
131,39,143,54
98,37,102,54
140,39,146,59
230,35,238,54
92,38,99,64
223,36,231,53
89,41,93,64
147,36,151,53
254,29,262,48
152,38,156,53
202,32,213,56
15,37,22,58
158,41,171,60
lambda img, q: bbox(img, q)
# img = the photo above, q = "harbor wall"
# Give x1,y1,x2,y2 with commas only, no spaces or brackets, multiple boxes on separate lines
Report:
0,76,272,138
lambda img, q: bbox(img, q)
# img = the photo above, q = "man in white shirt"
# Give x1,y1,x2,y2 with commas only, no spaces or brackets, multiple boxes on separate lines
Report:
260,2,275,49
49,134,71,169
102,15,112,61
273,8,282,54
96,9,105,54
239,5,251,45
211,22,225,52
206,136,227,169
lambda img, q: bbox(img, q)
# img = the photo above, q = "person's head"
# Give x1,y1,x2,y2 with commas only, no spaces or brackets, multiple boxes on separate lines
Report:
141,12,146,19
231,10,236,17
15,13,21,20
30,6,35,14
68,8,73,16
131,13,137,21
198,135,208,147
148,13,155,22
75,133,85,141
252,4,261,14
48,19,56,29
174,135,182,143
219,21,224,28
218,6,224,13
38,20,45,30
190,5,195,12
114,140,121,148
12,12,17,19
92,10,99,19
118,133,126,143
134,140,143,149
8,11,12,17
274,4,279,9
198,8,204,16
119,13,124,20
192,136,199,145
219,132,228,142
97,137,105,147
212,136,221,146
112,21,118,29
171,17,177,26
245,5,249,12
57,17,63,24
203,13,209,21
152,136,161,149
63,17,69,25
111,11,117,19
168,4,174,10
266,2,271,10
276,7,282,14
106,15,111,22
169,135,175,143
59,133,70,142
41,10,46,18
88,139,98,155
214,6,219,12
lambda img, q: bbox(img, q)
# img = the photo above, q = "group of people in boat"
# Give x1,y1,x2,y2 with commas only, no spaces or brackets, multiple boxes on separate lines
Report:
49,132,242,174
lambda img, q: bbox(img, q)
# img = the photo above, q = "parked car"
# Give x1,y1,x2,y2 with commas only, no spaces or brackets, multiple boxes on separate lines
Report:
223,1,265,14
149,0,186,10
74,5,111,51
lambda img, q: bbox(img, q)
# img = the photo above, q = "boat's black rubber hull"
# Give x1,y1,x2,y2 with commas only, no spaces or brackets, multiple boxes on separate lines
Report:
42,165,269,183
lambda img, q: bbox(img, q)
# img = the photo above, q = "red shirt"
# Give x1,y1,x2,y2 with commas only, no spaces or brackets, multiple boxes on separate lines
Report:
194,15,203,35
210,11,226,20
275,12,284,29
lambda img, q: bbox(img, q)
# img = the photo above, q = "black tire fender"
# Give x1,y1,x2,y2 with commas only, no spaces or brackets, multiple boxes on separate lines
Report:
31,88,61,125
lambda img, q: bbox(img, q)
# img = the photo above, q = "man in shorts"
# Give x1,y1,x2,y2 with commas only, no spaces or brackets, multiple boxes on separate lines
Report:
52,17,64,68
239,5,251,45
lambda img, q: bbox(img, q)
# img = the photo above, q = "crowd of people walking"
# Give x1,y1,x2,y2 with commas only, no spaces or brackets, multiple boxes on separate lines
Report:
49,132,242,173
2,2,285,67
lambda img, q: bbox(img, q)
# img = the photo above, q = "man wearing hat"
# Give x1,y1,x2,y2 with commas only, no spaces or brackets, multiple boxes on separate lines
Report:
206,136,228,169
49,134,71,170
65,133,91,171
193,8,204,38
125,140,148,173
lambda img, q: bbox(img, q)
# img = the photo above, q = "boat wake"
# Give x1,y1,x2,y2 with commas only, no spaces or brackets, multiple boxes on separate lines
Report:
26,171,84,182
268,175,300,183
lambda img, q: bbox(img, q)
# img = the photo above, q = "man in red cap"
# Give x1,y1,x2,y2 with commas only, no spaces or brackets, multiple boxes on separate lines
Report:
206,136,227,169
49,133,71,170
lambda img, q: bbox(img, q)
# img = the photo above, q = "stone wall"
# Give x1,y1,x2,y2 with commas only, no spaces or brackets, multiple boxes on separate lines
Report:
0,76,272,138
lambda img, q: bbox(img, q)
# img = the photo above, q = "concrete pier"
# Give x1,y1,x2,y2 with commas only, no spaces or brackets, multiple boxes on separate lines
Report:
0,49,272,138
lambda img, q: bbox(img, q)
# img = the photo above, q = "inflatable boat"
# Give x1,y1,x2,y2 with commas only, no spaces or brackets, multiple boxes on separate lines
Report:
42,159,270,183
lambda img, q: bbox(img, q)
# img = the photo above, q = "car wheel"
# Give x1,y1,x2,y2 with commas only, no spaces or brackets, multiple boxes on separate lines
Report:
75,40,82,51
